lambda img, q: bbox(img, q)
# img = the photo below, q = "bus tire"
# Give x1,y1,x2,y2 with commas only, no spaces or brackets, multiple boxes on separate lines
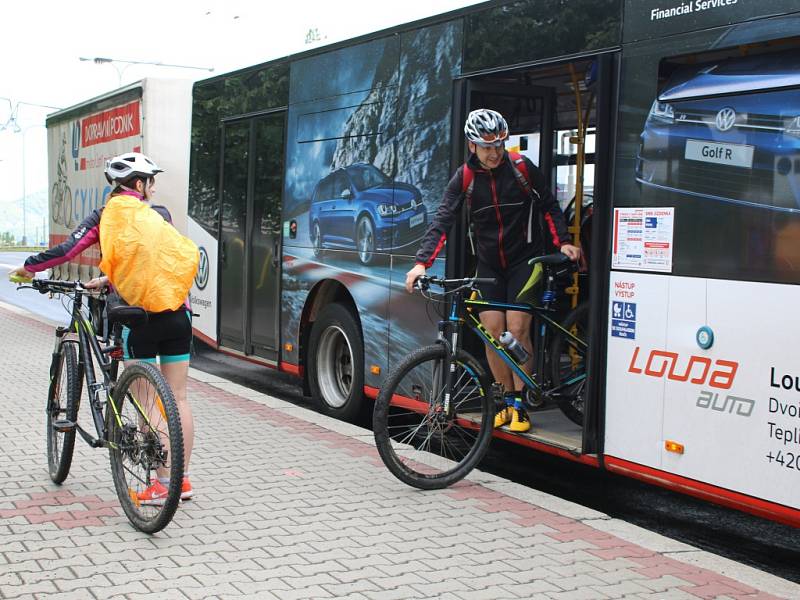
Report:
308,303,364,422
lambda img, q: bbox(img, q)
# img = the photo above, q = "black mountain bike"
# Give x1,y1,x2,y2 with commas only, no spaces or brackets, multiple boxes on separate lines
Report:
373,253,588,489
13,277,184,533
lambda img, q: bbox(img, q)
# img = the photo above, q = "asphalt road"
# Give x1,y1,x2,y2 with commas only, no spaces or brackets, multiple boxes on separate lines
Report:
190,339,800,584
0,251,69,325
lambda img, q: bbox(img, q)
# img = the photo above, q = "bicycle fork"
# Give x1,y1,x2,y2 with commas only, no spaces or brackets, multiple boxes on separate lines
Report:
436,318,460,417
47,327,72,433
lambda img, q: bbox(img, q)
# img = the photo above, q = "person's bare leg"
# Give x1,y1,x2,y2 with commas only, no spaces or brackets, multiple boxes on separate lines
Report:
160,360,193,472
125,360,171,480
503,310,533,432
505,310,534,391
479,310,513,390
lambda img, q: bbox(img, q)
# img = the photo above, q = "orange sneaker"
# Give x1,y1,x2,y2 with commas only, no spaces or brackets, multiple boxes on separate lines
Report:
137,479,168,505
181,477,193,501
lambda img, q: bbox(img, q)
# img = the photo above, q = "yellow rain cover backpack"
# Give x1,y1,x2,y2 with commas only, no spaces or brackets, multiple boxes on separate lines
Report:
99,195,199,313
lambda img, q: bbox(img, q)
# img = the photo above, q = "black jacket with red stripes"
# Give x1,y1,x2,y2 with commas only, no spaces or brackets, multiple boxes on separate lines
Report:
414,151,570,270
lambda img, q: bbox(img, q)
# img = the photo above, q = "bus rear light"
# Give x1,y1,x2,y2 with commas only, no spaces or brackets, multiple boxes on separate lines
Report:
665,440,685,454
284,343,294,352
370,365,381,375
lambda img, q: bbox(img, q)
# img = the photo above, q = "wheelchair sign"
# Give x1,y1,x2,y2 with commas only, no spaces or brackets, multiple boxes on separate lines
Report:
611,301,636,339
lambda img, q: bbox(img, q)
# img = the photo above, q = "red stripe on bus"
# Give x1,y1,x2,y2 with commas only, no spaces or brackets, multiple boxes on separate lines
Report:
281,362,303,377
192,328,218,348
604,455,800,527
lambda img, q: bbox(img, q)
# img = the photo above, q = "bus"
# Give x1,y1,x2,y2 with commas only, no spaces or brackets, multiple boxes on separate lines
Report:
186,0,800,527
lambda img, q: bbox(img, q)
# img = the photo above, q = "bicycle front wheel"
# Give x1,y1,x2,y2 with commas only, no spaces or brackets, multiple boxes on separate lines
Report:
373,345,493,490
46,342,82,484
107,363,184,533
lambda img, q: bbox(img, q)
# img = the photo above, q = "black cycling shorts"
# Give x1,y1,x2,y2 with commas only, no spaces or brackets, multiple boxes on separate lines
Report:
122,309,192,363
474,260,543,308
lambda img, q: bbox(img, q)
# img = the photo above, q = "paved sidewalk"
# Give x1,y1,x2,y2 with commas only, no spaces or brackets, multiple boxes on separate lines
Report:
0,301,798,600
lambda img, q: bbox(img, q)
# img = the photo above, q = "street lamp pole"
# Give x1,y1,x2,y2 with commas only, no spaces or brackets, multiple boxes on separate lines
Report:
79,57,214,87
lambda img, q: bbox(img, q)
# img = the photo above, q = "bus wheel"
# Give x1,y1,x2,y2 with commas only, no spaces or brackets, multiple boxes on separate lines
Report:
308,303,364,422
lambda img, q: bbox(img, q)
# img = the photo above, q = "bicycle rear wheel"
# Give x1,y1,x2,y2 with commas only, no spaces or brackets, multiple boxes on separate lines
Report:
549,302,589,426
107,362,184,533
373,345,493,490
46,342,82,484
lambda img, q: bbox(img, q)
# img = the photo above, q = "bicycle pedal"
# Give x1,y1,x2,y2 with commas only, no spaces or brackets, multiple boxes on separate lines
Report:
52,419,76,433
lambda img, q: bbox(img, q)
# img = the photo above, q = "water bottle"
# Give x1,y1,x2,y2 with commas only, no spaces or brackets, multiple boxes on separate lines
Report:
499,331,530,363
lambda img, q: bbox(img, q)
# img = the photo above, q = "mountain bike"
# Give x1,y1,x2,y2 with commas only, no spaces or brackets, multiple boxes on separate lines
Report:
12,276,184,533
372,253,588,489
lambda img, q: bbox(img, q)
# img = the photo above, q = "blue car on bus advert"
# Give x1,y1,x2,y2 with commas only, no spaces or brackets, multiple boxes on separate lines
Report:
635,49,800,213
308,162,427,265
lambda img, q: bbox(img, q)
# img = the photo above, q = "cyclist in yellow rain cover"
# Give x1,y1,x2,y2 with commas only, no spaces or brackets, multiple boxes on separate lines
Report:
405,109,581,433
10,152,196,505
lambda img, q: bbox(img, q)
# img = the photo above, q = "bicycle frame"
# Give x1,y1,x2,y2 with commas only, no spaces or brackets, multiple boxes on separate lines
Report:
49,287,154,449
439,290,587,400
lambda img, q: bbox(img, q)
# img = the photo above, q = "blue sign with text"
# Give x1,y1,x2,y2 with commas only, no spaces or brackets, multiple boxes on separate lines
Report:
611,301,636,339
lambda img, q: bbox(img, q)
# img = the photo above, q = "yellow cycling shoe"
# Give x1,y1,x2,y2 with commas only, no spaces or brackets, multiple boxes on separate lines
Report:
509,406,531,433
493,406,512,428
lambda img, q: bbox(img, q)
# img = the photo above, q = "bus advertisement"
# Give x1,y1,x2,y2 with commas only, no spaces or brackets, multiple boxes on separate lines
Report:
45,78,193,281
186,0,800,526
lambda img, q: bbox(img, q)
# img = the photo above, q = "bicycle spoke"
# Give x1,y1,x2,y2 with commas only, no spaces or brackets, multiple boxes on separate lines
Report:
108,363,183,533
374,346,493,489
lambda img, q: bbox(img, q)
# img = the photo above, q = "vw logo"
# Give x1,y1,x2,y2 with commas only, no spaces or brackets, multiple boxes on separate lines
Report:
411,199,417,210
715,107,736,132
195,246,209,290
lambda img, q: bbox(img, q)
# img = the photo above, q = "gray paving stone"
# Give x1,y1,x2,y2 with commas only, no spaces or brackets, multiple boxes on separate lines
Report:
229,582,285,598
321,578,382,595
271,584,336,599
588,580,656,598
363,586,429,599
38,592,103,600
0,304,796,600
545,586,612,600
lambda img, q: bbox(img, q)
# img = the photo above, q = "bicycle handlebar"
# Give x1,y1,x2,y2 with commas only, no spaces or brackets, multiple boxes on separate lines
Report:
415,275,497,292
14,278,92,295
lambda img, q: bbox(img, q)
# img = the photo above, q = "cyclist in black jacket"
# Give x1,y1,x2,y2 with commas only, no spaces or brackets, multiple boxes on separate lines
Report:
405,109,581,432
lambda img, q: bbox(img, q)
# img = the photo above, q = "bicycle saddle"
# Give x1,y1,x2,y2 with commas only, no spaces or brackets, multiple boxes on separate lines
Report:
107,304,149,328
528,253,570,266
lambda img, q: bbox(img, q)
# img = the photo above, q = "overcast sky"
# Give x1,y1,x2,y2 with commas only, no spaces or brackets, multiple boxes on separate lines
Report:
0,0,483,223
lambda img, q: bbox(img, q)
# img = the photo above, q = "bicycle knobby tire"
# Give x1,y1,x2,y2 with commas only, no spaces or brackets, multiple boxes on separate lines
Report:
107,362,184,533
549,302,589,426
46,342,82,484
373,344,493,489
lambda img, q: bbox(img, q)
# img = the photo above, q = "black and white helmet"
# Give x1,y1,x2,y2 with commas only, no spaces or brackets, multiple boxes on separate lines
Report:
104,152,163,185
464,109,508,147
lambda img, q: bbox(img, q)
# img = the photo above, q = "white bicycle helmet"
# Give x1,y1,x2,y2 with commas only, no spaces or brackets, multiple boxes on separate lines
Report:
464,109,509,147
104,152,163,184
